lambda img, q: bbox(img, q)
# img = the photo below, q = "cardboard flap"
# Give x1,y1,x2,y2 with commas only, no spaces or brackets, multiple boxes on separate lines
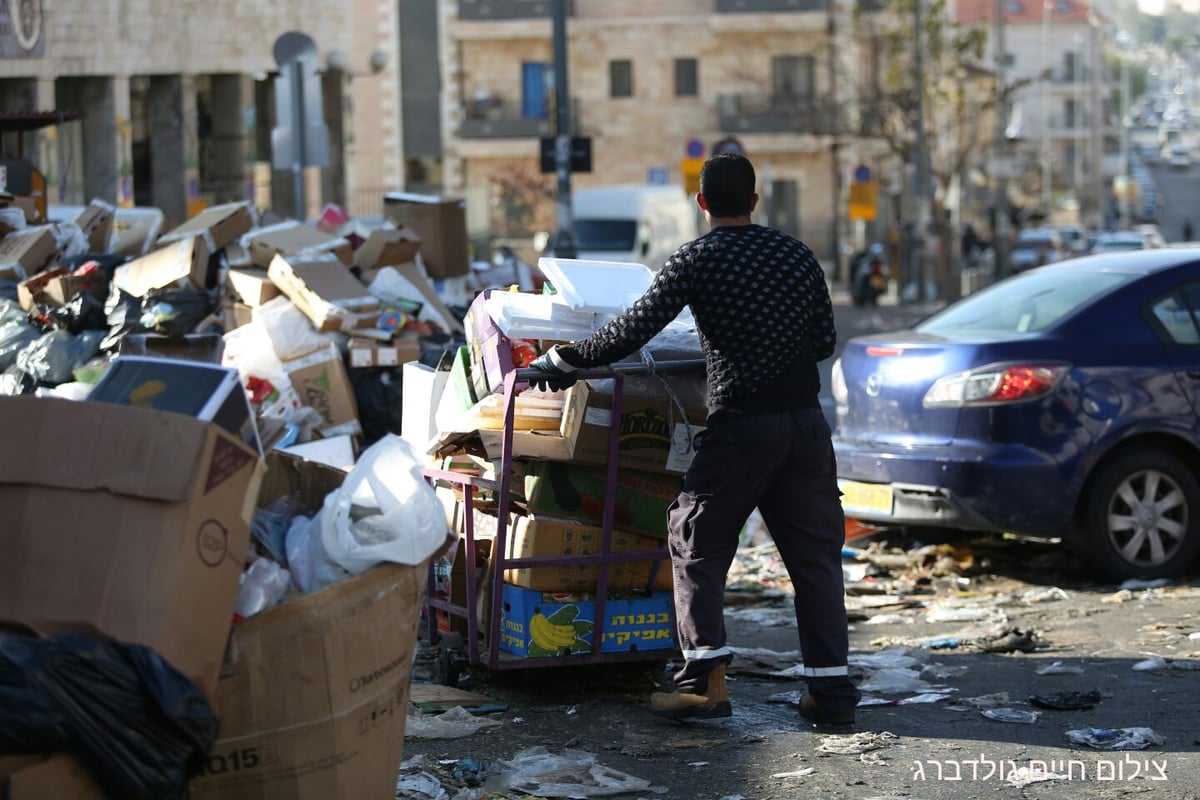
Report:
0,397,222,501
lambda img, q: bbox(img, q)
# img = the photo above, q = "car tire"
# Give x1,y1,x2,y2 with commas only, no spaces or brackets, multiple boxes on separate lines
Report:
1075,449,1200,580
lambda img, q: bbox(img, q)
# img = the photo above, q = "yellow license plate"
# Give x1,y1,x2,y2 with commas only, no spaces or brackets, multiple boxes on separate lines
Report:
839,480,894,516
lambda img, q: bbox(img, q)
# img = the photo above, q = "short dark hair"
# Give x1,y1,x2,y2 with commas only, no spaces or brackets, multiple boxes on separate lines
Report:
700,153,756,217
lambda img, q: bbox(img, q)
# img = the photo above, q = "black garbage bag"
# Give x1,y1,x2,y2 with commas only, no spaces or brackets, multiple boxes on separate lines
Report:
31,291,109,334
101,286,217,352
0,633,218,800
348,363,406,447
15,330,103,386
0,363,36,395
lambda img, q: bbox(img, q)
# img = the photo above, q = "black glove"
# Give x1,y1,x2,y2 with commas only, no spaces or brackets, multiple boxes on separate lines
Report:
527,345,579,392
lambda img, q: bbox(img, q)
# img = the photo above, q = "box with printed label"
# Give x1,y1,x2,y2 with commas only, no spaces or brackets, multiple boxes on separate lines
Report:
468,508,671,593
518,461,679,540
572,392,707,476
347,334,421,369
464,288,515,398
284,343,361,437
498,583,675,658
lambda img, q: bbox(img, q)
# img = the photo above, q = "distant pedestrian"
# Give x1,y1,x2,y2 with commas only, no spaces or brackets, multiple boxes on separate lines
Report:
1184,220,1194,242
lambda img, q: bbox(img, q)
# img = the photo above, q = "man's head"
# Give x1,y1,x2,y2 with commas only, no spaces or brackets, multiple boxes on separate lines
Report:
699,153,757,219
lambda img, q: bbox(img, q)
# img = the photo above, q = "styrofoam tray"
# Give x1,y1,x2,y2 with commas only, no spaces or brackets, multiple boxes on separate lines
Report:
537,257,653,313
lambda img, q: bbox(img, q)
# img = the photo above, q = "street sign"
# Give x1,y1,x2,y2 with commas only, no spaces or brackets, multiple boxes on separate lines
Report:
685,138,705,159
647,166,670,185
848,181,879,222
539,136,592,174
853,164,872,183
711,136,745,156
681,156,704,194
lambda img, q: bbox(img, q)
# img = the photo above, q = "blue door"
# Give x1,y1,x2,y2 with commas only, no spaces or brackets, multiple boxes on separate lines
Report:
522,62,550,119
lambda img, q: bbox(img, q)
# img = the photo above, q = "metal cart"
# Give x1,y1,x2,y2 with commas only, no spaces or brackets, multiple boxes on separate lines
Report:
422,358,704,682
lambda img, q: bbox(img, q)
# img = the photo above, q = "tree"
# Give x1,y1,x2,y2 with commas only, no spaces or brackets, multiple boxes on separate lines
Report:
849,0,1032,298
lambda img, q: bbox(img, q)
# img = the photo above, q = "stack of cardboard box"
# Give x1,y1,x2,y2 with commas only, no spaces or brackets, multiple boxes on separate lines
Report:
422,287,710,660
0,197,467,799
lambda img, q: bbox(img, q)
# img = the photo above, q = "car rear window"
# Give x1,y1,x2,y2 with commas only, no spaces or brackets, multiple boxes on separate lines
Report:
916,269,1134,335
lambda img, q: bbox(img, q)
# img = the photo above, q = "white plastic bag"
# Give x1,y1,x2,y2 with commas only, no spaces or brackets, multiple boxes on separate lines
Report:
318,434,448,574
253,295,340,362
285,514,350,593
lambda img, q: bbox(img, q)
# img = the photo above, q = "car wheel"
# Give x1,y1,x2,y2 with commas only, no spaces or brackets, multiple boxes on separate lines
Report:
1076,449,1200,580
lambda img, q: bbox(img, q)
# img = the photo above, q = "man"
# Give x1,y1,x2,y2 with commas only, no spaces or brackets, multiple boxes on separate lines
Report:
528,153,859,726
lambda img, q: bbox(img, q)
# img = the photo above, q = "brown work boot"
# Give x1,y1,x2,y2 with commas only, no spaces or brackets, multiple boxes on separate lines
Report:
798,692,856,726
648,664,732,720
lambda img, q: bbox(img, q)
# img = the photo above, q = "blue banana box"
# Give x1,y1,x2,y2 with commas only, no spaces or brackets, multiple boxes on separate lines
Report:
498,583,675,658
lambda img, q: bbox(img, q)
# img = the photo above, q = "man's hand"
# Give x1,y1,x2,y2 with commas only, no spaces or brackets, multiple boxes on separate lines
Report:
527,345,579,392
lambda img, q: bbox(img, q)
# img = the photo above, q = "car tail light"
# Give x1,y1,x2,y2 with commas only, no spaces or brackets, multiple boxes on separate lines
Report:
923,363,1068,408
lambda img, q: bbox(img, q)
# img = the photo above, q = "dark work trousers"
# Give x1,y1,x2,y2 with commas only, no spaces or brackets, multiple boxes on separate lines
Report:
667,408,859,709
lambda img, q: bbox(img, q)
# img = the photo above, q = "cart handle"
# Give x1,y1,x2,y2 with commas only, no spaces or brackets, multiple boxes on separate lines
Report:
513,357,706,382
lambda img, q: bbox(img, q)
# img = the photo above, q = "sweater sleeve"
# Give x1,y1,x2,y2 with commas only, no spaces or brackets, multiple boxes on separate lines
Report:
807,262,837,362
566,254,692,368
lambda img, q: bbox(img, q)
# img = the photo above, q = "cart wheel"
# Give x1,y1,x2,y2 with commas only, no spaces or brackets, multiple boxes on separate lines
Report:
435,632,469,687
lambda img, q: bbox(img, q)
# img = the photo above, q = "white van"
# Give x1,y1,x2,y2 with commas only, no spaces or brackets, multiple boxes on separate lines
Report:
571,185,699,270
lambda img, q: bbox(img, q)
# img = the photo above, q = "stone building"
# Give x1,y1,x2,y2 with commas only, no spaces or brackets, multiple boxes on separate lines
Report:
0,0,405,227
440,0,880,270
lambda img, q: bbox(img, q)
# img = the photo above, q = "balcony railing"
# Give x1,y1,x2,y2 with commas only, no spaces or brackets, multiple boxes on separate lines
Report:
458,96,579,139
458,0,572,20
716,0,827,11
717,93,835,135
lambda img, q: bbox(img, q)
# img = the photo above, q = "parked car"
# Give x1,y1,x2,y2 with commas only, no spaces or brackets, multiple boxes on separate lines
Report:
831,250,1200,579
1090,229,1164,254
1009,228,1066,271
1164,142,1190,170
1050,224,1090,256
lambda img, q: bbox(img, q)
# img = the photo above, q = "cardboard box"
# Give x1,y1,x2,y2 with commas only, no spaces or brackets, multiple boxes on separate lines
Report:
472,381,590,462
222,298,255,330
110,207,165,258
118,333,226,364
347,334,421,369
113,235,212,297
0,224,57,281
518,461,679,540
245,221,354,269
74,199,116,253
465,288,514,398
572,392,707,476
189,564,425,800
284,343,361,437
389,261,465,335
226,268,281,307
280,434,357,471
0,754,102,800
266,253,380,332
0,396,264,697
158,201,256,252
16,266,106,311
353,226,422,271
86,356,261,455
498,583,675,658
469,509,671,592
382,193,469,279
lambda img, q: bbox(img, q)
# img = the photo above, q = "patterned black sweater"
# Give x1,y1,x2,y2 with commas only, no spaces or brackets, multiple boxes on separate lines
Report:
563,224,837,419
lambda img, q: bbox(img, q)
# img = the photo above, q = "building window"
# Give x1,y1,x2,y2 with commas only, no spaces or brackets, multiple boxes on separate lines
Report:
771,55,815,105
522,62,552,119
610,59,633,98
675,58,698,97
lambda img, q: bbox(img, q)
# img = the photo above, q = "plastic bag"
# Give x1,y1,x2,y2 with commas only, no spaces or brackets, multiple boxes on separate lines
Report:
32,290,109,334
139,287,217,337
318,434,448,575
347,363,406,447
0,632,218,800
251,495,306,563
50,221,90,262
501,746,651,798
285,514,351,593
253,295,340,362
234,558,292,619
0,318,39,370
368,267,451,331
16,330,103,385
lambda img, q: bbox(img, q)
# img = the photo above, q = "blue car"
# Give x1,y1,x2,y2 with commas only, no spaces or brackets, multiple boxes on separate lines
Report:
831,249,1200,580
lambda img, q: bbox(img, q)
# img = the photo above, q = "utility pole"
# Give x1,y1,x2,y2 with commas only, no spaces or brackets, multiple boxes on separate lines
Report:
994,0,1010,278
1040,0,1053,215
1118,39,1131,229
551,0,577,258
911,0,930,302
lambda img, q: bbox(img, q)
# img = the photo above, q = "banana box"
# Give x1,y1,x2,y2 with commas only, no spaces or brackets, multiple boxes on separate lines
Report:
498,583,675,658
